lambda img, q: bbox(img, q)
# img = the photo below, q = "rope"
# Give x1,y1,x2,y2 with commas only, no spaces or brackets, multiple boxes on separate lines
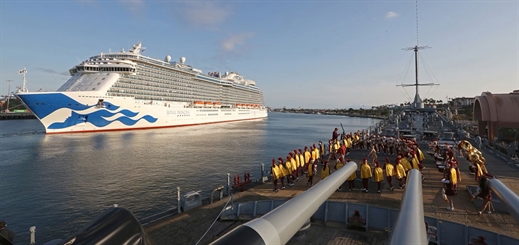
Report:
196,193,234,245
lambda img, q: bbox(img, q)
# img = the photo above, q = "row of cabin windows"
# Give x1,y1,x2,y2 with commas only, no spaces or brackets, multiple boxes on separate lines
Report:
77,66,135,72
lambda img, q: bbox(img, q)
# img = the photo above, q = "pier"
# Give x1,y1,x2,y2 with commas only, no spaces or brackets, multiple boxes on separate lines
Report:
0,112,35,120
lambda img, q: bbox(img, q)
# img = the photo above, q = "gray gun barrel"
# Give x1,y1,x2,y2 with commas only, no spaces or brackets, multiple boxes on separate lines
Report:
489,178,519,222
389,169,427,245
211,161,357,245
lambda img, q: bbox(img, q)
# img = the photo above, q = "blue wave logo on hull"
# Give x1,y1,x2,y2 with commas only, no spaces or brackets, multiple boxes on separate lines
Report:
17,93,121,119
49,110,157,129
16,93,157,129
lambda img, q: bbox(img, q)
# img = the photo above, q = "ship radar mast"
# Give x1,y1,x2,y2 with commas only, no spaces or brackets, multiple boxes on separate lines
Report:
396,0,438,109
129,42,146,54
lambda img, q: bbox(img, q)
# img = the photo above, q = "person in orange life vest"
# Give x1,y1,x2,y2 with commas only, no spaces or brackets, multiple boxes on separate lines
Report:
384,157,396,190
277,157,287,190
373,160,384,193
395,157,407,189
321,160,331,180
271,159,281,192
360,158,372,193
307,157,315,186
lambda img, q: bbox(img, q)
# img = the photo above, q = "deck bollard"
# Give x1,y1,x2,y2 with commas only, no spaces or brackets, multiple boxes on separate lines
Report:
30,226,36,245
177,187,181,214
227,173,231,196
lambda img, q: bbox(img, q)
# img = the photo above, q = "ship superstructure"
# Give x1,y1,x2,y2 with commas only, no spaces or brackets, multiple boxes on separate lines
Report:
17,42,268,133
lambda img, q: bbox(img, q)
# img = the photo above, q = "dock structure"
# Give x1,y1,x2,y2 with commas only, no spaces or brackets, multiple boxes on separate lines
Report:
0,112,35,120
143,112,519,245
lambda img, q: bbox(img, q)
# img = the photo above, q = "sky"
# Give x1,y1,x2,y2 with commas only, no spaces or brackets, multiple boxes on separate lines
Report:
1,0,518,109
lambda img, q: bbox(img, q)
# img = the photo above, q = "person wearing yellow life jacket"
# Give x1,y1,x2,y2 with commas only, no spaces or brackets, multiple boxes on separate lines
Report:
344,158,356,191
395,157,407,189
285,156,295,187
384,157,395,191
444,160,458,211
289,154,298,179
321,160,331,180
373,160,384,193
292,151,300,179
304,147,311,166
271,159,282,192
399,154,412,173
335,157,345,171
319,141,325,162
313,144,320,164
410,151,420,170
311,145,317,164
360,159,372,193
298,149,305,176
277,157,287,190
307,158,315,186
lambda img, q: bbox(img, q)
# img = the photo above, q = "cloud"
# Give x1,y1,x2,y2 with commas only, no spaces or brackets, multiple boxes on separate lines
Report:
221,33,254,51
385,11,399,19
119,0,145,13
177,2,231,30
37,68,69,76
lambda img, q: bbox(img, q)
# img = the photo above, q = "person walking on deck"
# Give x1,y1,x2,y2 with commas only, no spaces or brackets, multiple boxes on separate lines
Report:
277,157,287,190
471,176,493,214
307,158,315,186
373,160,384,193
271,159,281,192
321,160,331,180
335,157,345,191
368,145,378,166
360,159,372,193
395,158,407,189
444,159,459,211
319,141,325,163
332,128,340,141
384,157,395,191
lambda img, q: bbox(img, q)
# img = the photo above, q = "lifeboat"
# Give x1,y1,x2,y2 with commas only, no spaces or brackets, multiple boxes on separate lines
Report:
194,101,204,108
214,102,222,108
204,102,214,107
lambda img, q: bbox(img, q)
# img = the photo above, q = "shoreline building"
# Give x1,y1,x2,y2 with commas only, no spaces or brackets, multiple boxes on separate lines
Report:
473,90,519,141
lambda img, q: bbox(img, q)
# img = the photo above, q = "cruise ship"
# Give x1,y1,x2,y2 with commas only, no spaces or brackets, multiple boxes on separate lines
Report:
16,42,268,134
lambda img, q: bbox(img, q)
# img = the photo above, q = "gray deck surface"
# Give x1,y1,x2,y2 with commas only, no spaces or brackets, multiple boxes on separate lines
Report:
144,118,519,245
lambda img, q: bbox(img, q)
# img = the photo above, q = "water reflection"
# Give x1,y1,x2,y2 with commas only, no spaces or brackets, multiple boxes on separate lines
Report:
0,113,380,244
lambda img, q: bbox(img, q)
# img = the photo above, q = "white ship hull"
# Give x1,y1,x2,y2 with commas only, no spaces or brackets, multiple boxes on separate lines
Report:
17,92,268,134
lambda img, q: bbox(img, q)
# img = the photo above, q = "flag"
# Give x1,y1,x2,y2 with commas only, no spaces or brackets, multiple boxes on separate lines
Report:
18,68,27,74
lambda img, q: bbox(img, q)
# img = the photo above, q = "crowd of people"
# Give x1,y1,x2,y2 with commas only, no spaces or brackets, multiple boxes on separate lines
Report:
430,139,494,213
270,127,429,193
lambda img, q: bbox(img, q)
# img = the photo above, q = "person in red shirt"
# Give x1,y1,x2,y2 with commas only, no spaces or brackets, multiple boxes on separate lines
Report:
332,128,339,141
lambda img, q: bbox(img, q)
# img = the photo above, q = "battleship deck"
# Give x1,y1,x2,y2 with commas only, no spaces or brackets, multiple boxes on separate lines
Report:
143,137,519,244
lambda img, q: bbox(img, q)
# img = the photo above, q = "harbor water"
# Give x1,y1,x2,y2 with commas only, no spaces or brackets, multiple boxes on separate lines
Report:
0,112,381,244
